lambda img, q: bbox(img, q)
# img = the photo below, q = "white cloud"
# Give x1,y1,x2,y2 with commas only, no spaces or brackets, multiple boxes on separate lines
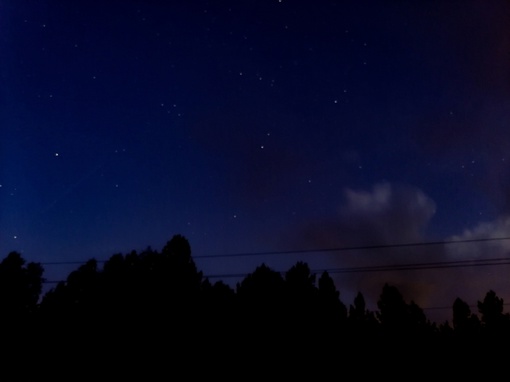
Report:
286,182,510,324
290,182,442,319
447,217,510,259
338,182,436,245
438,217,510,323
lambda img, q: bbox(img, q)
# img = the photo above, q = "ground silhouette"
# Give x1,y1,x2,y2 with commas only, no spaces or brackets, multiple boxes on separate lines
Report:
1,234,510,379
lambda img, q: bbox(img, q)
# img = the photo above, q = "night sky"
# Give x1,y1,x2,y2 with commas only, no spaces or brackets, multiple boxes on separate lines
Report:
2,0,510,324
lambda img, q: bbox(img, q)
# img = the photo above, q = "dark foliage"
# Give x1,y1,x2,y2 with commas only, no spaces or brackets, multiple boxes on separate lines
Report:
1,234,509,378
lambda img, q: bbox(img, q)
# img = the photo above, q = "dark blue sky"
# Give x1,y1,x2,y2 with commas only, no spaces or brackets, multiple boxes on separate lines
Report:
2,0,510,323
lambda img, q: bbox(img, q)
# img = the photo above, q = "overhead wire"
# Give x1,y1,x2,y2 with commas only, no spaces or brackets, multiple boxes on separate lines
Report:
39,236,510,283
37,236,510,265
36,236,510,314
192,236,510,258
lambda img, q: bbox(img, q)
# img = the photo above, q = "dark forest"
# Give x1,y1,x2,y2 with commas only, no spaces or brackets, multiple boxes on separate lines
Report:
1,234,508,380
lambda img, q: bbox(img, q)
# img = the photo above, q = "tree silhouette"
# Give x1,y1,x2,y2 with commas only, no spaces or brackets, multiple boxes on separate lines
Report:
376,283,434,341
452,297,481,336
7,233,510,377
0,252,44,380
235,262,287,360
477,289,510,338
161,234,203,291
346,291,380,355
281,261,321,356
37,259,102,379
36,235,210,379
349,291,372,324
377,283,409,331
199,278,237,349
40,258,100,320
317,271,347,333
284,261,318,322
0,251,44,320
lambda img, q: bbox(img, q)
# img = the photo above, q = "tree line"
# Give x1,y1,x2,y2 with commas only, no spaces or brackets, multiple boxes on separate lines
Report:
1,234,508,379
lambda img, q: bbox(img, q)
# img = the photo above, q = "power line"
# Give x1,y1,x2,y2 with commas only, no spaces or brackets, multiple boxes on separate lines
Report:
46,257,510,284
35,236,510,266
39,253,510,314
37,236,510,286
192,236,510,259
315,257,510,274
201,256,510,280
